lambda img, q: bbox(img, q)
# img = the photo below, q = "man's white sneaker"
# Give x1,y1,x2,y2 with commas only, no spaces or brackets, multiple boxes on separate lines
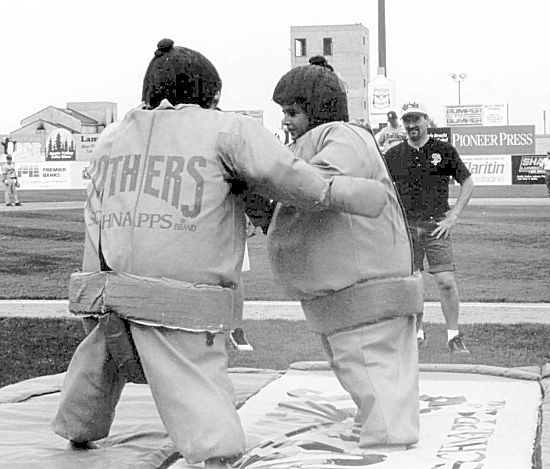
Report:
448,333,470,354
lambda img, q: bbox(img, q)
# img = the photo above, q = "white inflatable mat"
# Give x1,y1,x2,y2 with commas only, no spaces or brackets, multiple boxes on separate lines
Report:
230,362,542,469
1,363,548,469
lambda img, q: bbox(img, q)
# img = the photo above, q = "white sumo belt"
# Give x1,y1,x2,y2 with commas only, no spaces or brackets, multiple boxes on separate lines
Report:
69,271,235,332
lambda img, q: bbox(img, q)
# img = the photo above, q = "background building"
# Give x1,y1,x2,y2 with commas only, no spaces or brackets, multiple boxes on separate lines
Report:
290,24,370,123
6,102,116,163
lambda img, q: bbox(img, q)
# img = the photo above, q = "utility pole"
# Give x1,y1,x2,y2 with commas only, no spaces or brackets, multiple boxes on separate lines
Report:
378,0,386,76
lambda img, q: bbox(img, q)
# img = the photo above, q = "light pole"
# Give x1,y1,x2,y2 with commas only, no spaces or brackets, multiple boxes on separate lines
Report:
450,73,467,105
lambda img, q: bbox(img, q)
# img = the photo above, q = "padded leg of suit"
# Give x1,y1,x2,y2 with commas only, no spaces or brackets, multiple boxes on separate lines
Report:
129,323,245,464
322,316,419,447
52,323,126,442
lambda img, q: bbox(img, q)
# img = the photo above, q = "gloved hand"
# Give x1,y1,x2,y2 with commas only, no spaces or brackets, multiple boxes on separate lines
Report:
244,193,276,235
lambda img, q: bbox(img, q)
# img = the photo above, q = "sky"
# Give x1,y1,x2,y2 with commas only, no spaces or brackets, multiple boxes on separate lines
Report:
1,0,550,135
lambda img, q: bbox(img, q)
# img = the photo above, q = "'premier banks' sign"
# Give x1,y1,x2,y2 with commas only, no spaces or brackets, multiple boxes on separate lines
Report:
450,125,535,155
16,162,89,190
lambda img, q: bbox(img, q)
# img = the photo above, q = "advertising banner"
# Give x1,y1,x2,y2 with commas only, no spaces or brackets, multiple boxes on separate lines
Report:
368,74,396,116
460,154,512,185
450,125,535,155
511,154,546,184
445,104,508,127
428,127,452,143
483,103,508,126
16,161,89,190
445,105,483,126
46,129,76,161
74,134,100,161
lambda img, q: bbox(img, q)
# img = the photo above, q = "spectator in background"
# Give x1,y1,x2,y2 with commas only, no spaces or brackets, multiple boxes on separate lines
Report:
2,154,21,206
539,152,550,196
385,101,475,354
376,110,407,155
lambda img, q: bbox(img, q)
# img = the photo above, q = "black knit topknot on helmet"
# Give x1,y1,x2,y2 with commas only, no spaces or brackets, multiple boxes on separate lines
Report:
142,38,222,109
273,64,348,129
308,55,334,71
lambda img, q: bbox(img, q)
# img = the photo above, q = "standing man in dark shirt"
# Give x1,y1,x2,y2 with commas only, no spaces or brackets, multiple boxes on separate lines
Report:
385,101,475,353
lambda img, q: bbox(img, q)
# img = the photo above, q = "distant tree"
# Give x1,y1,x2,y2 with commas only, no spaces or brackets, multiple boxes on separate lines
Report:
54,132,62,152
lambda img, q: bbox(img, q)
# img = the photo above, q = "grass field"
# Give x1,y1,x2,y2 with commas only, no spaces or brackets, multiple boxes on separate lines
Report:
2,317,549,388
1,187,549,387
447,183,548,198
8,183,548,202
242,203,550,302
0,198,548,301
